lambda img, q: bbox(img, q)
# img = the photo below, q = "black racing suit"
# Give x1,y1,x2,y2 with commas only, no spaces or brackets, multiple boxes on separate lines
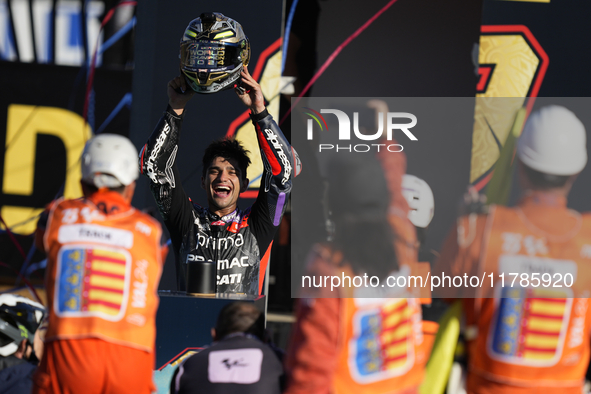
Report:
140,106,296,295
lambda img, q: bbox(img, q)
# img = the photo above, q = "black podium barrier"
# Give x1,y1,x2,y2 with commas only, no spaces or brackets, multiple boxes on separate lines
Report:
155,291,266,369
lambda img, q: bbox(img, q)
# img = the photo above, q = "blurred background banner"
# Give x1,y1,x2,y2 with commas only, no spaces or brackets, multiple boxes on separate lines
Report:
472,0,591,202
0,0,136,287
0,0,590,312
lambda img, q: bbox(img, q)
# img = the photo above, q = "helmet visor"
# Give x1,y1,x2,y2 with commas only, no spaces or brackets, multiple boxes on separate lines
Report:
180,40,244,72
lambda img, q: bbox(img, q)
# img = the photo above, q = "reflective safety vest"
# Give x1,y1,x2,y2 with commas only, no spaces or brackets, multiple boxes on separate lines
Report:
43,195,163,352
333,295,425,394
465,204,591,388
328,257,425,394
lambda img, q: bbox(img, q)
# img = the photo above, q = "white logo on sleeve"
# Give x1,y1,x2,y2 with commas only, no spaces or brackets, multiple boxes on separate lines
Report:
208,348,263,384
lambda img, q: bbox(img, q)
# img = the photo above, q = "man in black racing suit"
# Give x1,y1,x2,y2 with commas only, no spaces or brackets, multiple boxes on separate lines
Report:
139,66,299,296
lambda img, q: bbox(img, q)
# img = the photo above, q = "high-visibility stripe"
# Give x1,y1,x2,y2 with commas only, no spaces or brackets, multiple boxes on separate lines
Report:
87,299,121,310
86,285,124,294
88,275,125,289
381,318,410,334
87,270,125,280
88,290,124,305
90,261,126,275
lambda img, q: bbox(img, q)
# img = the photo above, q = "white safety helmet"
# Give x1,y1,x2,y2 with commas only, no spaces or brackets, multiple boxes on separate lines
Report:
402,174,434,228
81,134,139,188
517,105,587,176
0,294,45,357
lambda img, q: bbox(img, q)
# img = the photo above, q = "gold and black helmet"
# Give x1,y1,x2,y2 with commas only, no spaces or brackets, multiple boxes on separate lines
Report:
180,13,250,94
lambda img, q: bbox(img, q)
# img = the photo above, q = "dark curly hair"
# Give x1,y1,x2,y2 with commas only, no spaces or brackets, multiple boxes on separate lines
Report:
214,302,264,341
202,138,251,181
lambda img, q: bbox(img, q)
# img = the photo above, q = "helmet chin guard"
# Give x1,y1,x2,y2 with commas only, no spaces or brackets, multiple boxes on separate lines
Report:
180,13,250,94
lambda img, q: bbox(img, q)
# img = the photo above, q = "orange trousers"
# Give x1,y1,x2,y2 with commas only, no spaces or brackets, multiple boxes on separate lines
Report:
32,338,155,394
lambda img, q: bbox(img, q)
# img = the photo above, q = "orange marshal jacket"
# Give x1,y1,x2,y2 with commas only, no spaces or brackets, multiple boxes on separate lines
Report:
284,246,425,394
42,191,163,353
437,192,591,394
284,143,425,394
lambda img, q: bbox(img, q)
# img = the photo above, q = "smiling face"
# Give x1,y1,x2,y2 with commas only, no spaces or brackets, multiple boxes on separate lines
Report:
202,156,249,217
